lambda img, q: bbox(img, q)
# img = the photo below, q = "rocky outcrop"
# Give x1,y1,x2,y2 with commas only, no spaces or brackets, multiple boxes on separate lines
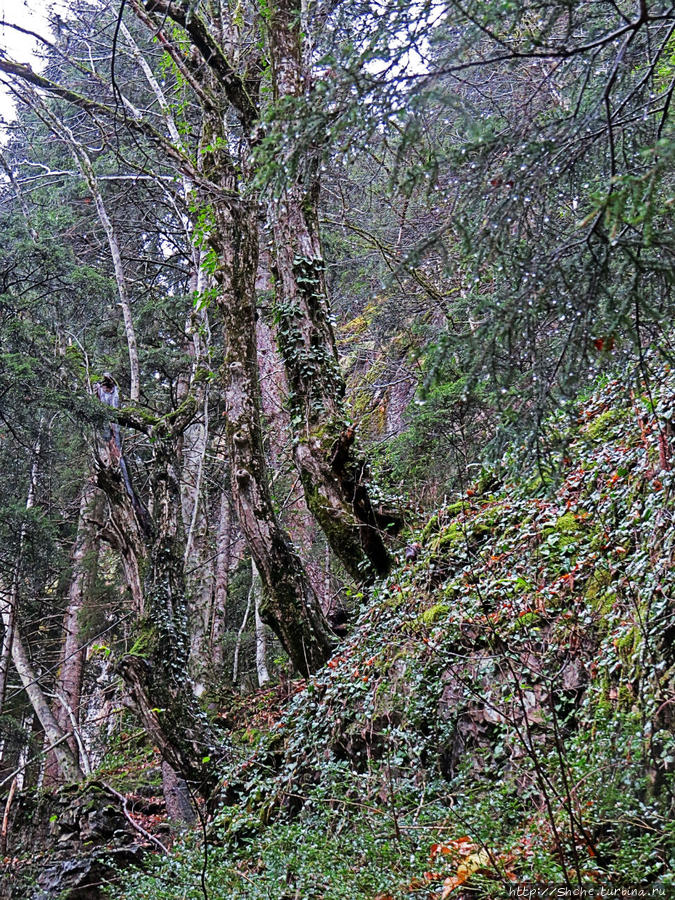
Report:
1,782,151,899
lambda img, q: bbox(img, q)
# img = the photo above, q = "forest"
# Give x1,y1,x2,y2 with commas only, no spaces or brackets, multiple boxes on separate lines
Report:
0,0,672,897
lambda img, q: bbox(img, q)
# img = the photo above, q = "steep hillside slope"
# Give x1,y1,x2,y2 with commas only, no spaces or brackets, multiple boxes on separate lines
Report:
119,372,674,898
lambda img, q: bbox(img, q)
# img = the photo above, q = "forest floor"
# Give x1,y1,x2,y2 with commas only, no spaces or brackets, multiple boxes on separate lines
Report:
109,370,674,899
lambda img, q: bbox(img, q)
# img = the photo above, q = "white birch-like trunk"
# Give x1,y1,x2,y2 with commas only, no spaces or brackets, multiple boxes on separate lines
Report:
232,582,253,685
209,489,232,669
1,592,83,783
252,561,270,686
0,429,84,781
0,434,40,715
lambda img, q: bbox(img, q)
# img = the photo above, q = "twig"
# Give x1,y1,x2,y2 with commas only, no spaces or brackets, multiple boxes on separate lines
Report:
101,781,171,855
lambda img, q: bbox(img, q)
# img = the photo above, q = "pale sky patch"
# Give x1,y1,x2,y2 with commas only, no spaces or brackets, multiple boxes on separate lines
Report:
0,0,57,124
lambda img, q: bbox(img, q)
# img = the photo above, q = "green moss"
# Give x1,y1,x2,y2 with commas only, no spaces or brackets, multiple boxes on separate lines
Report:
616,625,640,662
121,404,159,426
420,602,449,625
421,512,441,542
476,504,503,527
431,522,464,552
555,512,581,534
341,313,369,337
539,511,589,555
472,520,494,538
591,591,615,617
585,407,629,440
616,682,635,708
585,568,613,601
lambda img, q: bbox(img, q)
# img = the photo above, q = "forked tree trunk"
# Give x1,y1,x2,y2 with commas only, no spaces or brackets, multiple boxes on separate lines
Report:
131,1,368,668
97,428,220,798
124,1,335,675
203,129,335,675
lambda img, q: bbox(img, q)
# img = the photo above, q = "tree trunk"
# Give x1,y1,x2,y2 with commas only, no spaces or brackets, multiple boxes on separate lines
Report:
232,580,252,686
209,488,238,672
44,483,101,787
1,621,83,784
0,435,83,784
127,3,335,674
253,561,270,686
161,760,196,825
58,491,99,716
266,0,400,581
203,133,335,674
177,301,214,691
97,456,147,615
0,433,41,715
97,420,220,798
256,300,329,610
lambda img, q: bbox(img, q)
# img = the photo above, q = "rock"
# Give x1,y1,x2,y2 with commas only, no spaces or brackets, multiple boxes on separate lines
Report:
0,785,147,900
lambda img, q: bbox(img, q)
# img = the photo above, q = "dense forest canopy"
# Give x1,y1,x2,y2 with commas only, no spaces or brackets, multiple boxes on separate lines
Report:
0,0,672,897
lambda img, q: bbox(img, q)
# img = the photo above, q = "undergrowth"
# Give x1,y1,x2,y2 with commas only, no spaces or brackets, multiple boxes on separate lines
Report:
110,371,675,899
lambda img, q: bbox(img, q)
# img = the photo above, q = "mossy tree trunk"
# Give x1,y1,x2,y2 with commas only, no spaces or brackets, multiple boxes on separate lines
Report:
135,0,397,602
203,123,335,676
96,417,219,799
266,0,401,581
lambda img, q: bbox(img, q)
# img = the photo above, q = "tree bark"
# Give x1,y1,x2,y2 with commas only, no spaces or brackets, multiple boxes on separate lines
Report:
97,455,147,615
256,299,330,610
161,760,196,825
209,488,238,672
44,483,101,787
266,0,400,581
202,122,335,675
253,561,270,686
96,408,221,798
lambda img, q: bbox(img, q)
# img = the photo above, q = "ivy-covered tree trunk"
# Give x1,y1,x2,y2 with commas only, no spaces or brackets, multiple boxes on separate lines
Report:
135,0,396,593
266,0,400,581
256,282,330,611
203,129,335,675
97,420,219,798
